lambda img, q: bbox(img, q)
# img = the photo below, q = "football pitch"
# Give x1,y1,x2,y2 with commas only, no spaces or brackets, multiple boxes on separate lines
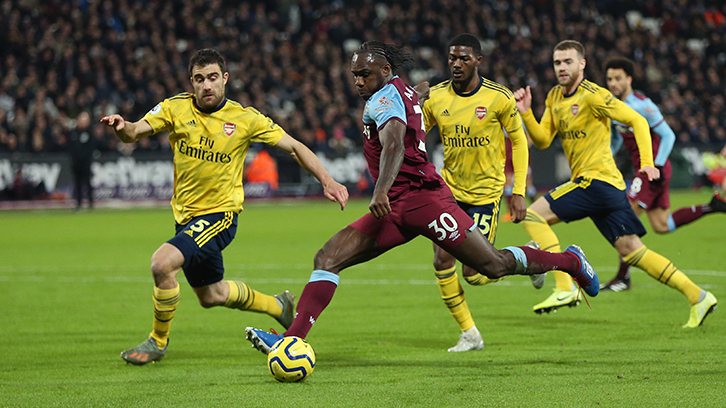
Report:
1,190,724,407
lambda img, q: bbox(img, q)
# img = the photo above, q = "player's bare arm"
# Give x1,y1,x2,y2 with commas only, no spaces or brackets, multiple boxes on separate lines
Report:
510,194,527,223
369,120,406,219
275,134,349,210
100,115,154,143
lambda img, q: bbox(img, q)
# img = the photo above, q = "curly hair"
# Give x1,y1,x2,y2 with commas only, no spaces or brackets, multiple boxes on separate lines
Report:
604,57,635,78
356,41,415,74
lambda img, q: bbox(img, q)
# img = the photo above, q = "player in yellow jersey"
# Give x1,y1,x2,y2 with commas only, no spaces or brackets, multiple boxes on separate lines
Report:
513,40,716,327
421,34,545,352
101,49,349,365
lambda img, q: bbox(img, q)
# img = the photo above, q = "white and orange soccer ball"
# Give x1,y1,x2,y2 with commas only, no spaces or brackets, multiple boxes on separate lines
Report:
267,336,316,382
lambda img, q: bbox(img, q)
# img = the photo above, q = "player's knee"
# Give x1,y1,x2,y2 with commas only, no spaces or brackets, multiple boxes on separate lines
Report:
150,258,172,281
433,256,455,272
196,294,218,309
313,248,338,273
477,253,510,279
650,221,670,234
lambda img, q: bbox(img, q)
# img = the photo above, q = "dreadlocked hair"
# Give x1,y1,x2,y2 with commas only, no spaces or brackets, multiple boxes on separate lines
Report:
356,41,415,74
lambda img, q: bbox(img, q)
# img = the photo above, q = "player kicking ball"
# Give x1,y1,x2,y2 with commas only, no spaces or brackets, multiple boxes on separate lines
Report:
245,41,600,355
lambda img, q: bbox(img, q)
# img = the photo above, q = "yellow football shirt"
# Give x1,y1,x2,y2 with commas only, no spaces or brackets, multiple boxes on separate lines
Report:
142,93,285,224
423,77,529,205
521,80,653,190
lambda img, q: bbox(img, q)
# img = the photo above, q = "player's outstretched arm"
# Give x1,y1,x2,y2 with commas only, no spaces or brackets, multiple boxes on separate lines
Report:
276,134,349,210
100,115,153,143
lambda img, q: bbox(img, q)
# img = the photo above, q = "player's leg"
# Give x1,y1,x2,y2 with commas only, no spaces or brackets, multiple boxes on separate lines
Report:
615,234,717,328
522,196,574,287
191,264,294,330
521,189,580,312
246,224,386,354
669,194,726,228
433,244,483,352
417,187,596,292
286,226,382,338
120,242,184,365
602,201,644,292
174,212,292,328
122,213,238,364
444,226,597,298
432,201,503,352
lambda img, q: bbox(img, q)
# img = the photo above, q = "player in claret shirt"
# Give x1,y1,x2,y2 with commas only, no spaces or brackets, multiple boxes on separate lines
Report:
602,57,726,292
101,48,349,365
245,41,600,355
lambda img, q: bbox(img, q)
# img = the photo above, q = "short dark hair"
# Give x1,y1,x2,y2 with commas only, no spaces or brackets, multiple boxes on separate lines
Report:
553,40,585,59
188,49,227,76
604,57,635,78
356,41,414,74
447,34,481,57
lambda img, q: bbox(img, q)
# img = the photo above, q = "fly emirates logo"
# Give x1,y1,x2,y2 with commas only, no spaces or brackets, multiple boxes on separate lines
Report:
178,137,232,164
441,125,490,148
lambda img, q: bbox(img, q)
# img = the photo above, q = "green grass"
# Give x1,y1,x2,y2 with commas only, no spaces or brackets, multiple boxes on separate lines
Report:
1,190,724,407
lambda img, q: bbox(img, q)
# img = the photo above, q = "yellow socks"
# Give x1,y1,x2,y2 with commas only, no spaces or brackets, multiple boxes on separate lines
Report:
623,246,701,305
521,209,572,291
463,273,503,285
225,280,282,316
435,267,475,332
149,285,180,349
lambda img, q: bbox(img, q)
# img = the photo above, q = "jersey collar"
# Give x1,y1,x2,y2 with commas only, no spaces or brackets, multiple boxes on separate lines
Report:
452,76,482,98
562,80,584,98
194,97,227,114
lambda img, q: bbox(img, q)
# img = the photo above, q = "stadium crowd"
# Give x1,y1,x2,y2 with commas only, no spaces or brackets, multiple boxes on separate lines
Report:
1,0,725,157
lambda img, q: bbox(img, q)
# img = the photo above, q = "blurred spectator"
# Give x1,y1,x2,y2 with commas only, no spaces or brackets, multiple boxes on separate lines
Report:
0,0,724,158
67,112,97,210
0,168,48,200
244,149,279,191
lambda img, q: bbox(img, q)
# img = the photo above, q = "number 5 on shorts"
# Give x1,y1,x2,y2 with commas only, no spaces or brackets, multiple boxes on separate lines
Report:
473,213,491,236
428,213,459,241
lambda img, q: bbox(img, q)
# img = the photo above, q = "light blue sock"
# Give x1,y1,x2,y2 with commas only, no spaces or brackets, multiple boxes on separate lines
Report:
503,246,528,274
309,269,340,286
667,214,676,232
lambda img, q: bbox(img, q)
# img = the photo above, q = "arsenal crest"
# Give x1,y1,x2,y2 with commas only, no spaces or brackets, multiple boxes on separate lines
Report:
475,106,487,120
223,122,236,136
571,104,579,116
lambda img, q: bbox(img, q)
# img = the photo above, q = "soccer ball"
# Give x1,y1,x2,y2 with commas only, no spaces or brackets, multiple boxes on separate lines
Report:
267,336,316,382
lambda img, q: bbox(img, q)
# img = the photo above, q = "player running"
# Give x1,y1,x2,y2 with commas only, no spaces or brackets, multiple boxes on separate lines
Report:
245,41,599,355
602,57,726,291
101,49,349,365
421,34,545,352
514,40,717,327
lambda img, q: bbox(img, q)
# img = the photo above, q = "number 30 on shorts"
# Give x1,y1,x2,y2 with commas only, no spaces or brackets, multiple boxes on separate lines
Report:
428,213,459,241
